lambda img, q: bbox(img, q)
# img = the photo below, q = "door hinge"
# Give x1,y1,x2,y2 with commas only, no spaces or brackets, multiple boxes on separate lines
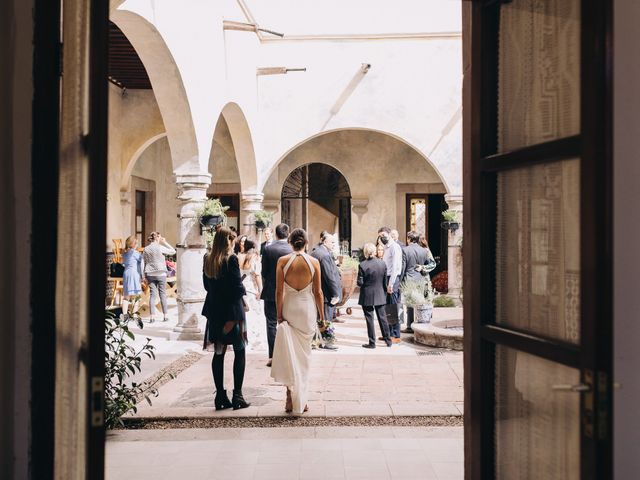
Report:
91,376,104,427
582,369,595,439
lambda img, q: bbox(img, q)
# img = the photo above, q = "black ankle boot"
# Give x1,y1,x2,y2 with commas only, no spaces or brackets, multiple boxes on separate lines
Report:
214,390,232,410
232,390,250,410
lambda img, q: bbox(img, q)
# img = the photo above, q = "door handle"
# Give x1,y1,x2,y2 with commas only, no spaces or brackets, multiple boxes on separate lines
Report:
552,383,591,392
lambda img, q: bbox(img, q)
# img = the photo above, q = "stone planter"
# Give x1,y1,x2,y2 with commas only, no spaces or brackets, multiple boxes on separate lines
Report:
414,303,433,323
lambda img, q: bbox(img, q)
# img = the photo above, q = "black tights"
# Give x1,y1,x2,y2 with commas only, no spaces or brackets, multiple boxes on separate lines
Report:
211,347,246,393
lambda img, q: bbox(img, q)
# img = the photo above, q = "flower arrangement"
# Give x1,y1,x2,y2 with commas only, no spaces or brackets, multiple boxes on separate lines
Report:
317,318,336,343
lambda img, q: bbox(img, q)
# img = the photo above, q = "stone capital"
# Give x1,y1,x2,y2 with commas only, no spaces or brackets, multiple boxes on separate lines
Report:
240,191,265,212
262,199,280,215
444,194,463,212
351,197,369,215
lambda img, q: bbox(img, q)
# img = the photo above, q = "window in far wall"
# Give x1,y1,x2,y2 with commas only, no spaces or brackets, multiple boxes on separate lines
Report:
407,195,428,238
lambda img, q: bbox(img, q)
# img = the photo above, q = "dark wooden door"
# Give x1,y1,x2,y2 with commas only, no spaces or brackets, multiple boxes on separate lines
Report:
464,1,612,479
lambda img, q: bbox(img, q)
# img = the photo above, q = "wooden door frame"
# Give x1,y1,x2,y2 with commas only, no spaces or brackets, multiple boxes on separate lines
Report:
463,1,613,478
405,193,429,242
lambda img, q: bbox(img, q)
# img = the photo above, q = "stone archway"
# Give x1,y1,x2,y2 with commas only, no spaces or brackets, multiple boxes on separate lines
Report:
281,163,352,252
110,9,199,172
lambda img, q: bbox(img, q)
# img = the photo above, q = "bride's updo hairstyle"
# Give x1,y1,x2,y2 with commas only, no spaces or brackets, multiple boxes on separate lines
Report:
289,228,308,251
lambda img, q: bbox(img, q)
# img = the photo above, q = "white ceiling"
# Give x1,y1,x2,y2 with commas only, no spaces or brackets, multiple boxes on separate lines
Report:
241,0,462,37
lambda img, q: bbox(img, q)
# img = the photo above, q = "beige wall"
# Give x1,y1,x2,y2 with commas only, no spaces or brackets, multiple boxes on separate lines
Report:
263,129,446,249
107,83,167,248
131,136,180,245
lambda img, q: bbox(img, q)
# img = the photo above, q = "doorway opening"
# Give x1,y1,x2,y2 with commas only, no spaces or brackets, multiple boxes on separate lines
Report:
281,163,352,253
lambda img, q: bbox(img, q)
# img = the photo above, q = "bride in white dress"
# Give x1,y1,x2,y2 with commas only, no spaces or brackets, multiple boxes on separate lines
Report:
238,240,268,352
271,228,324,414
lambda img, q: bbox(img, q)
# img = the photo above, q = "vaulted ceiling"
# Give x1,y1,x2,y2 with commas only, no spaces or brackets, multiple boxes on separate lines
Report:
108,21,152,89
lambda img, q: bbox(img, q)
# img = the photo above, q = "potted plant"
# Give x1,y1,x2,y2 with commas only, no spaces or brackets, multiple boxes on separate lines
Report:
441,209,460,232
400,277,434,323
253,210,273,230
337,256,359,315
196,198,229,228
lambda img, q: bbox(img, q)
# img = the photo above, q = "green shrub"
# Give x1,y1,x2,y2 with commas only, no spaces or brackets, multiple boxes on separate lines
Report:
104,304,170,428
441,209,460,222
400,277,434,306
433,295,456,308
339,256,360,272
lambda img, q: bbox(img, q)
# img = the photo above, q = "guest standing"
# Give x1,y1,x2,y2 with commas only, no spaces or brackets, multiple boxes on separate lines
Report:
391,229,405,248
378,227,403,342
234,234,247,255
260,227,274,256
310,231,342,325
202,226,250,411
261,223,293,366
142,232,176,322
121,235,142,315
358,243,392,348
401,231,431,333
240,239,268,351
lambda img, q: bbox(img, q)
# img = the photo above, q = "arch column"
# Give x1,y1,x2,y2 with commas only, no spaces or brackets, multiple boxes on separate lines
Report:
444,194,463,303
172,171,211,340
240,191,264,236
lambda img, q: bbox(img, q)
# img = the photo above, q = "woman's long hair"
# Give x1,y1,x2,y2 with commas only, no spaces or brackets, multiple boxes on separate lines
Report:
204,226,236,279
241,239,257,269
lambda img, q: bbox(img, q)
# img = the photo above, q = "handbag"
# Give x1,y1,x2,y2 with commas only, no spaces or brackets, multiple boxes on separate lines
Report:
110,262,124,278
385,302,399,326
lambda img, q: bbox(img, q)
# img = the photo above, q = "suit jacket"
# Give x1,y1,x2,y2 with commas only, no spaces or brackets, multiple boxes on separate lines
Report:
402,243,430,282
260,240,292,302
310,244,342,304
260,240,273,256
357,258,388,306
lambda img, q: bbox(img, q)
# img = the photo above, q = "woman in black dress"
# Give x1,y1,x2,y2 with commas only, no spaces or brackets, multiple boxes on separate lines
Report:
202,226,250,410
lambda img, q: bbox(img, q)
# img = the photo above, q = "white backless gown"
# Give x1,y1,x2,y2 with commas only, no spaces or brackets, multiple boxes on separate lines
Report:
270,253,317,414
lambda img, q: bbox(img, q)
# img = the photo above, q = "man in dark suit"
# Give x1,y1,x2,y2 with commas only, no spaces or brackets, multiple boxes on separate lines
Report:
310,231,343,326
402,230,432,333
259,226,273,256
261,223,292,366
358,243,392,348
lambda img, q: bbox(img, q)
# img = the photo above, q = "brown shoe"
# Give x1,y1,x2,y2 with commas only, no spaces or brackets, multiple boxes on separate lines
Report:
266,359,272,367
392,338,401,344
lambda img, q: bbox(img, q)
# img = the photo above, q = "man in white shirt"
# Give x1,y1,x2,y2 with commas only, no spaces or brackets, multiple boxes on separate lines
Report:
378,227,403,341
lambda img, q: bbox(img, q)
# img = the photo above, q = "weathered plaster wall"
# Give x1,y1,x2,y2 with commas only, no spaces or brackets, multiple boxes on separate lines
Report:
263,130,446,248
131,136,180,245
116,0,462,193
107,83,166,247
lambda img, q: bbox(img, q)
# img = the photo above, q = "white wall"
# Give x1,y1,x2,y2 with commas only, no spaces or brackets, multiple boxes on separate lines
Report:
116,0,462,193
614,1,640,476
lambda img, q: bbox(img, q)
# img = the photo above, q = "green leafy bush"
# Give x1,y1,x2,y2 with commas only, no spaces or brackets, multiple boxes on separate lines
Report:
253,210,273,226
400,277,434,306
104,304,168,428
441,209,460,222
339,256,360,272
433,295,456,308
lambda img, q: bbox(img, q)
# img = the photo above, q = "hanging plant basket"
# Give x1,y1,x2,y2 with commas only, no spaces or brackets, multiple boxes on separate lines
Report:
254,219,268,230
200,214,224,228
253,210,273,230
441,221,460,232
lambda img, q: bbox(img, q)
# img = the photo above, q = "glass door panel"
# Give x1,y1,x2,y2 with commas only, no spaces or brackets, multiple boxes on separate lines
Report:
495,159,580,343
495,346,580,479
498,0,581,153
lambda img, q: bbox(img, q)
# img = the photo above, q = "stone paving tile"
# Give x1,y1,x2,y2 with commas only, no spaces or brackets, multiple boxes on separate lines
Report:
131,308,463,419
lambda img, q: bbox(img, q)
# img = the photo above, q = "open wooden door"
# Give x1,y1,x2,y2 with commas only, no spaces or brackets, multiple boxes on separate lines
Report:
463,0,612,478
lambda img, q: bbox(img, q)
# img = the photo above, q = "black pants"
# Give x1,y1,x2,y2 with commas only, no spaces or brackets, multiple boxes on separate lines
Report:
264,300,277,358
363,305,391,345
212,347,246,394
324,303,336,323
406,306,415,330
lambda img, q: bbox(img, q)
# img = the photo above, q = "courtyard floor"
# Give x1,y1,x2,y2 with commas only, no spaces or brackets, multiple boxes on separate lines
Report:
106,426,463,480
108,300,464,479
125,300,464,418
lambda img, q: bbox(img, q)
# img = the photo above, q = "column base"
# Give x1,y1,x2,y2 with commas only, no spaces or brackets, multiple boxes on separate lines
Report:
173,298,205,340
